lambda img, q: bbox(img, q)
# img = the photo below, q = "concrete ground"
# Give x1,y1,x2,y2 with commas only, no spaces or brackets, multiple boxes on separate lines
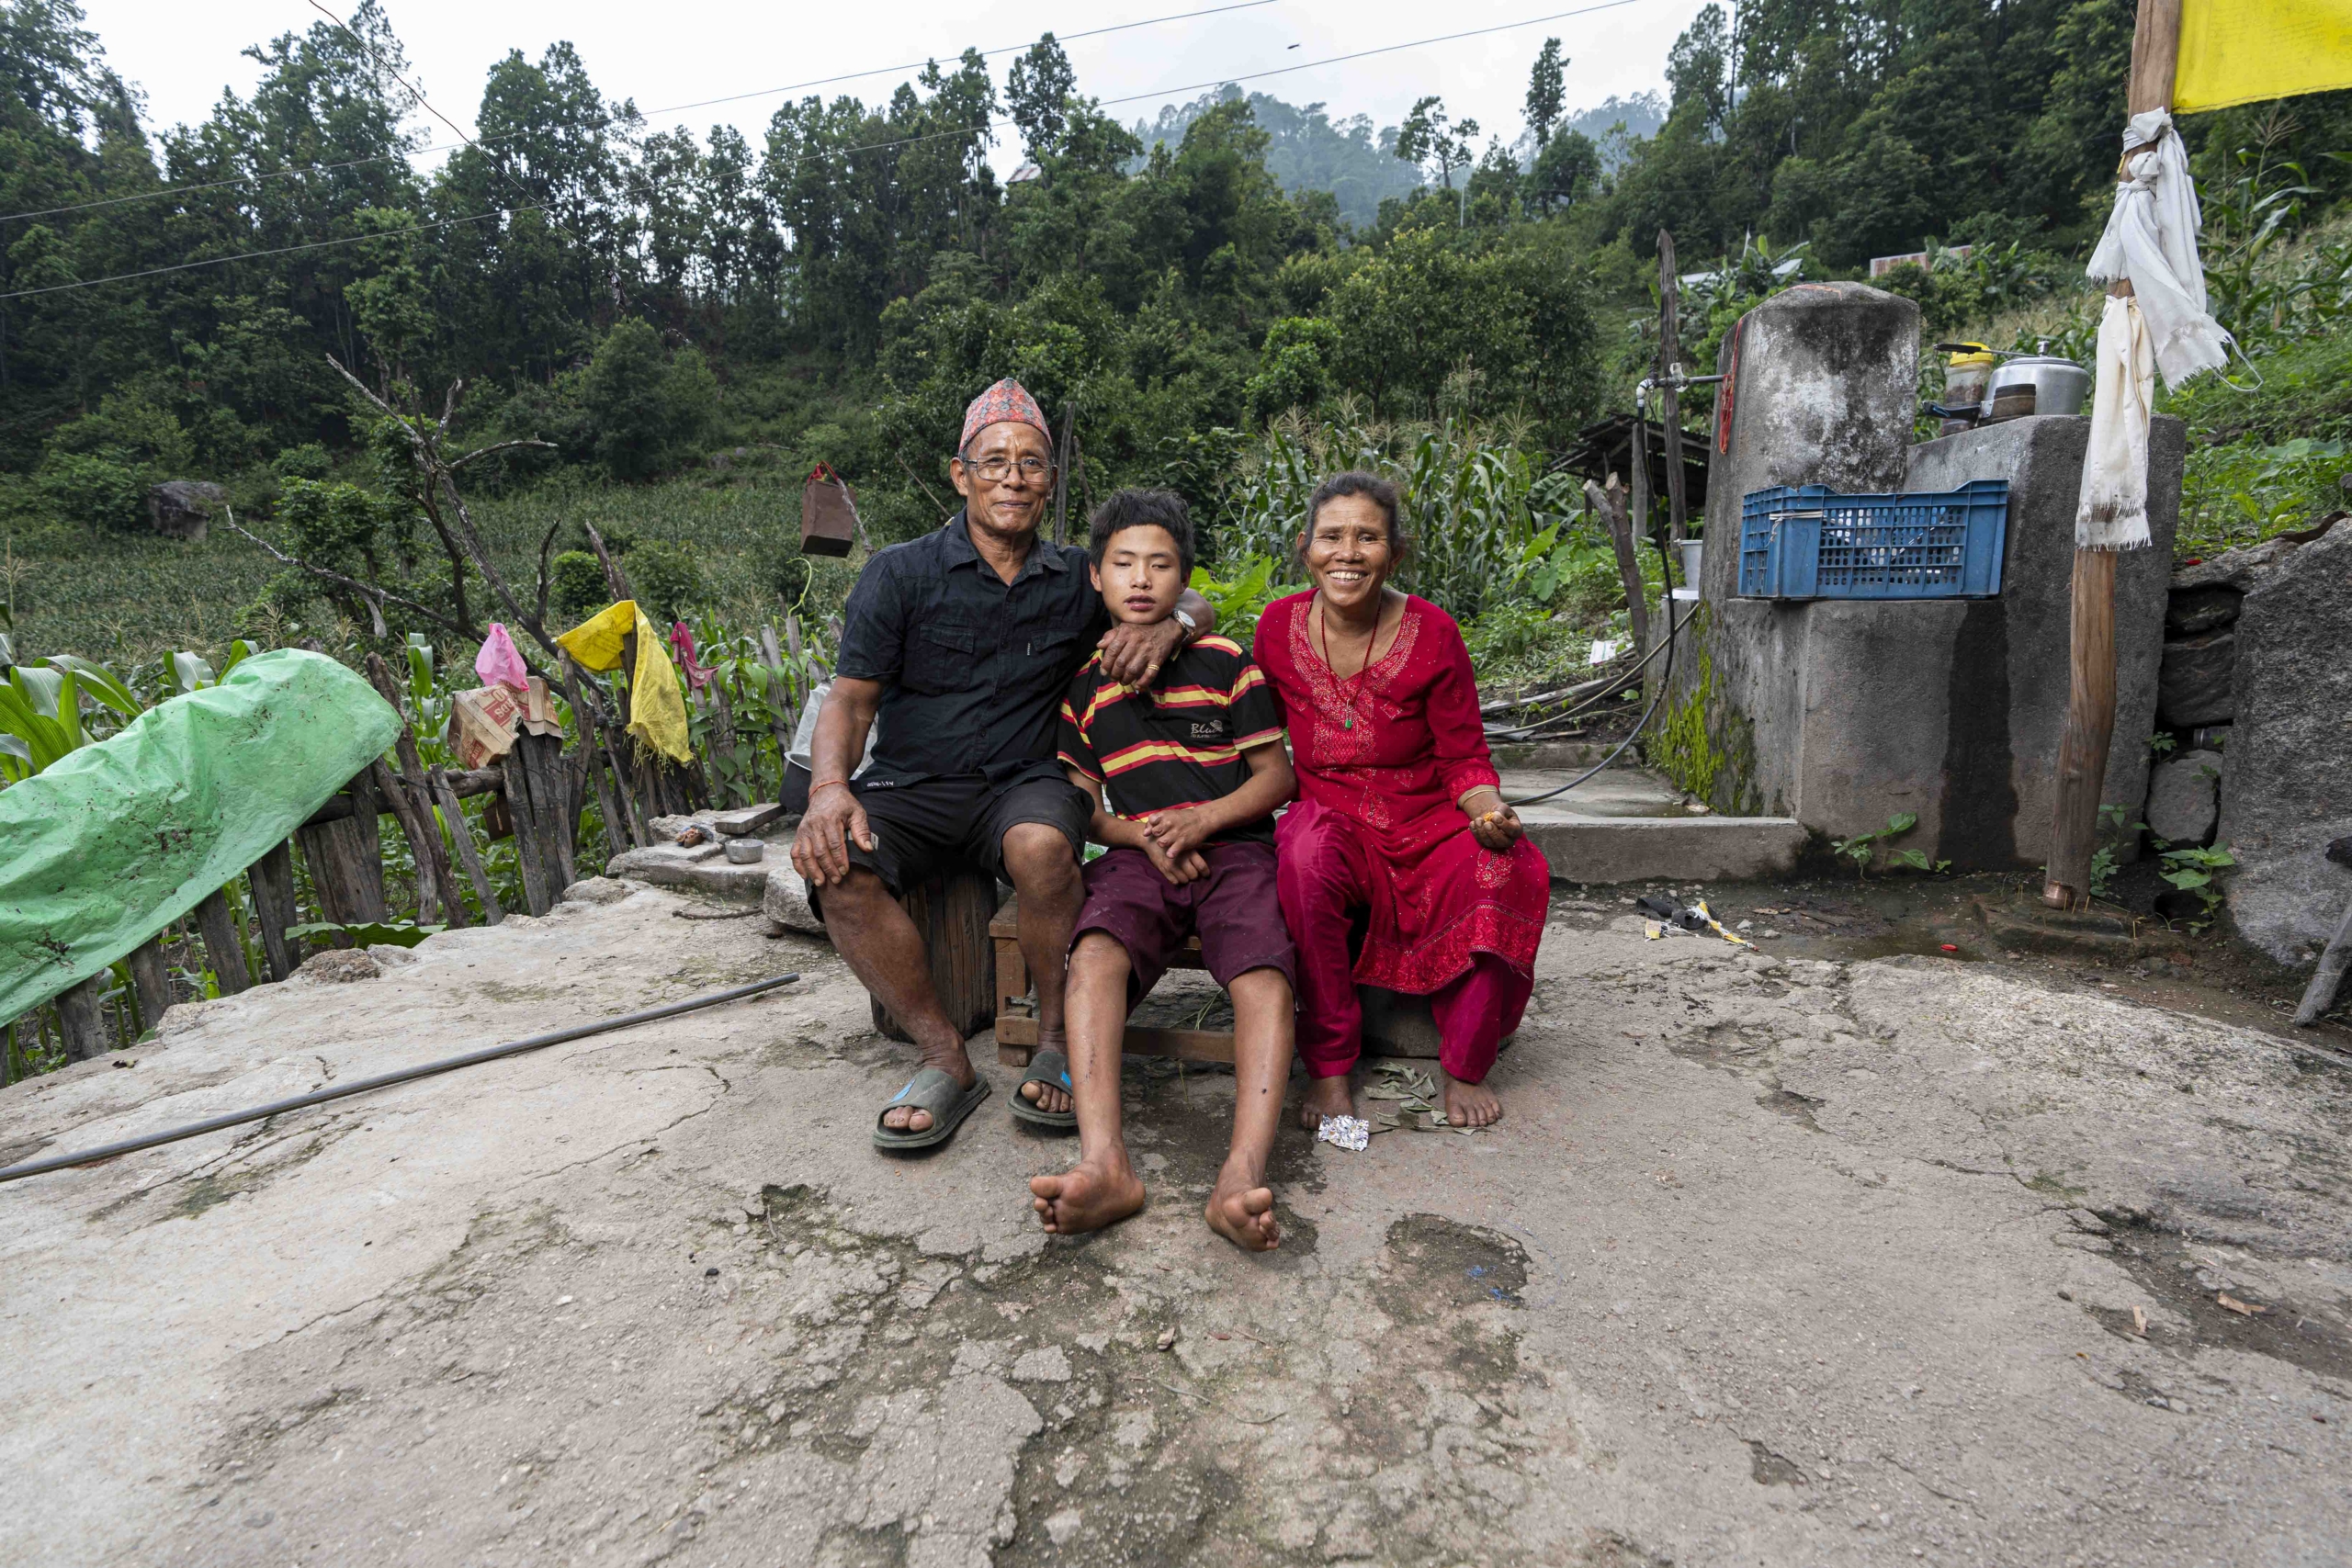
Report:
5,879,2350,1567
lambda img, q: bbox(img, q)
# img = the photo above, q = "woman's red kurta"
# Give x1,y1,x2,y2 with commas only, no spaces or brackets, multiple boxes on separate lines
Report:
1252,591,1548,996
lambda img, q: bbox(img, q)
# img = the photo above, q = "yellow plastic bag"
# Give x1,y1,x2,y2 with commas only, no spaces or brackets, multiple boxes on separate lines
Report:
556,601,692,763
2176,0,2352,113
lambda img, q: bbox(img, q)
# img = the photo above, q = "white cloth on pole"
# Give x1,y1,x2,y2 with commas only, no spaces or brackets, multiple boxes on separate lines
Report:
2075,293,2156,550
2084,109,2232,389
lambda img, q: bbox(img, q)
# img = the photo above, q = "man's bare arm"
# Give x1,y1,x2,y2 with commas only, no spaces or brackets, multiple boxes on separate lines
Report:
790,676,884,886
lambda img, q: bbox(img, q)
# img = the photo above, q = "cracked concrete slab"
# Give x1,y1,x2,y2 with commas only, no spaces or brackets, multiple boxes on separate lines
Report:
4,885,2350,1565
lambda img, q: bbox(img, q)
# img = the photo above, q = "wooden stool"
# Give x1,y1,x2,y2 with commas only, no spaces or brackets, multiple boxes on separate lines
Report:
870,868,1002,1043
988,895,1455,1067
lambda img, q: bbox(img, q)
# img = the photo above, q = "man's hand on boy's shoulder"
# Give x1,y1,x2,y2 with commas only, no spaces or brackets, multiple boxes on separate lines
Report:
1095,615,1186,690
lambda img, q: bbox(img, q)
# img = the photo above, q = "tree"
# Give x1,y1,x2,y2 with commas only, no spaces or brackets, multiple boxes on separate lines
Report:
1666,4,1733,131
1393,96,1478,191
1007,33,1075,161
1524,37,1567,148
1527,129,1600,214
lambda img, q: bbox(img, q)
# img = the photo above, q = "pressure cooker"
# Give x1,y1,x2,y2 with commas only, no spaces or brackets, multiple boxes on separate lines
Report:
1984,354,2091,420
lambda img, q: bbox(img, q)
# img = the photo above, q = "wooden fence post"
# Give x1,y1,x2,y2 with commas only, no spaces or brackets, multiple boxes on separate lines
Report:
1657,228,1691,547
296,772,388,933
193,887,252,995
247,841,300,980
500,732,576,914
55,976,110,1062
429,764,503,924
127,936,173,1027
366,654,465,929
1587,474,1653,660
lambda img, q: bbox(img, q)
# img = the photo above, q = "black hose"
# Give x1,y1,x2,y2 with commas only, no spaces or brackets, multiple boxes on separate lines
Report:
0,972,801,1186
1505,532,1689,810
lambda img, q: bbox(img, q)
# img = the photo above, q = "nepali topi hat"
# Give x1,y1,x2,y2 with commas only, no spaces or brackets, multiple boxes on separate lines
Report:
959,378,1054,452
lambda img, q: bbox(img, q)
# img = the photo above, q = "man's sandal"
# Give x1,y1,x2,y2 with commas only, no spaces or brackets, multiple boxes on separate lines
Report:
872,1067,991,1152
1009,1047,1078,1132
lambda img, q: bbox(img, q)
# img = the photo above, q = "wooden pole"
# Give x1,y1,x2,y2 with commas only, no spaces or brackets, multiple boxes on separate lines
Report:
127,937,173,1028
247,842,300,980
365,654,464,928
54,976,110,1062
2042,0,2180,909
1657,229,1690,547
1587,474,1652,660
429,763,504,924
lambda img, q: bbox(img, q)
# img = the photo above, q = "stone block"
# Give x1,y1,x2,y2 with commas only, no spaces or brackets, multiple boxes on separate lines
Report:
1516,815,1808,884
2158,630,2236,728
2219,519,2352,964
713,802,785,837
763,863,824,935
2144,750,2222,846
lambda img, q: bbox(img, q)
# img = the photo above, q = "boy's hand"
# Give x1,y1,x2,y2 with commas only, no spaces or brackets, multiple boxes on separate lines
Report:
1141,805,1216,863
1139,833,1208,886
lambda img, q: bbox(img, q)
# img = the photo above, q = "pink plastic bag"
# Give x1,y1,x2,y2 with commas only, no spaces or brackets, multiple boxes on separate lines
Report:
475,623,529,691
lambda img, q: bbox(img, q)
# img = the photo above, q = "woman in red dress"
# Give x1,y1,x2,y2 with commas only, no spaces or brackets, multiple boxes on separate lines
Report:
1253,472,1549,1129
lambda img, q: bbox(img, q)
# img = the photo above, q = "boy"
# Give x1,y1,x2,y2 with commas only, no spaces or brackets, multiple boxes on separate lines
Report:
1025,489,1298,1251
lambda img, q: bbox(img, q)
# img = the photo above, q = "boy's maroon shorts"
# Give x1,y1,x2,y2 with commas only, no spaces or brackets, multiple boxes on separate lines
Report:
1073,842,1297,1004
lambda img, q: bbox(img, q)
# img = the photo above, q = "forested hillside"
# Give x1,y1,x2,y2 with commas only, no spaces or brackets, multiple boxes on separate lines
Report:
3,0,2348,664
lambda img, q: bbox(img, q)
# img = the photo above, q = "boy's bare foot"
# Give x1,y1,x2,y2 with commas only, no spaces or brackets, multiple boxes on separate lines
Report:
1442,1072,1503,1128
1030,1158,1146,1235
1296,1073,1354,1131
1204,1168,1280,1251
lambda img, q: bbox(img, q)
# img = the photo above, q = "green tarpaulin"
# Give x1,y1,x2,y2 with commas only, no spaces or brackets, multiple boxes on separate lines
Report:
0,649,402,1022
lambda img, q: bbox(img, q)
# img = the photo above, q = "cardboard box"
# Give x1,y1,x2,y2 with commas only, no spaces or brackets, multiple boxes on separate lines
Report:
520,676,563,737
448,685,525,770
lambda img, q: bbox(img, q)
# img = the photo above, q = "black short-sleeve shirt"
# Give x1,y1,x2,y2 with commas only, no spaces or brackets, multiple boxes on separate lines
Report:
834,512,1110,786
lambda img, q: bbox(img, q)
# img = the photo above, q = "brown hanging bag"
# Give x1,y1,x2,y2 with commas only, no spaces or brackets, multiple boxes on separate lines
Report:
801,462,859,558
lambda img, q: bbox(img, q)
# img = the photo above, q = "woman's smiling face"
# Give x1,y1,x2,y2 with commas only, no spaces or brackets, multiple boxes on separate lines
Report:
1300,493,1395,615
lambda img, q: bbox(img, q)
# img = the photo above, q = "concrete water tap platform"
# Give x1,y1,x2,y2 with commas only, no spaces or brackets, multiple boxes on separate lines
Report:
1502,764,1810,885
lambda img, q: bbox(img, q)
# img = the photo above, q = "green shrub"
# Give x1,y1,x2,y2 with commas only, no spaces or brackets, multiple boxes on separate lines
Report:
628,540,707,625
38,455,148,532
550,550,610,619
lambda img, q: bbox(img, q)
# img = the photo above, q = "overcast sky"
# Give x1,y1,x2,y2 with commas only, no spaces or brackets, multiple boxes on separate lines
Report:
79,0,1707,169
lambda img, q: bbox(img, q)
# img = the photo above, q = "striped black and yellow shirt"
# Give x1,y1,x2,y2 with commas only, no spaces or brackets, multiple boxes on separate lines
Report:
1056,634,1286,845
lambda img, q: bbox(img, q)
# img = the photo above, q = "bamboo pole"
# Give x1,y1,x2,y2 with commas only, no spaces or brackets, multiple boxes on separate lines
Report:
429,763,504,924
2042,0,2180,908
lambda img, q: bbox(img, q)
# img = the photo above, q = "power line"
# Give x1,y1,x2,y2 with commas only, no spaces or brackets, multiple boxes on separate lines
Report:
0,0,1277,227
0,1,1657,303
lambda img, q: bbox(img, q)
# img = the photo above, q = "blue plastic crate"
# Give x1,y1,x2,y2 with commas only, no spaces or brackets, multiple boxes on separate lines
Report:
1738,479,2008,600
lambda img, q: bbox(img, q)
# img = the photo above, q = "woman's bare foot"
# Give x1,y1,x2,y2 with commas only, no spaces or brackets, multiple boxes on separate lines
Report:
1296,1072,1354,1131
1030,1158,1146,1235
1204,1165,1280,1252
1442,1072,1502,1128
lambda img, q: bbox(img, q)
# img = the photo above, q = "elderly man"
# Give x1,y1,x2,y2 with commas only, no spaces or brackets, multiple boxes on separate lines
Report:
794,378,1216,1151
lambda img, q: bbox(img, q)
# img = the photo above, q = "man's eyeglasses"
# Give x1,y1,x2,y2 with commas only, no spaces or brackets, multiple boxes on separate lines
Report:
959,455,1056,482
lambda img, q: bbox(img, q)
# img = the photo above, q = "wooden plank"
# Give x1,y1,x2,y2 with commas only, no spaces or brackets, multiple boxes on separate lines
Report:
127,937,173,1030
247,841,300,981
871,869,1001,1043
430,764,504,924
194,888,252,995
296,773,388,931
993,1013,1238,1066
2044,549,2118,907
714,802,785,838
54,975,111,1062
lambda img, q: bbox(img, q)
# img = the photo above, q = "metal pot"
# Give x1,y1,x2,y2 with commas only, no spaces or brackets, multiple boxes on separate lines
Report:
1986,355,2091,419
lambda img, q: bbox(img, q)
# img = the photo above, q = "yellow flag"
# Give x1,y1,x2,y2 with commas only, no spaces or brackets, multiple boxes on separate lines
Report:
555,601,693,764
2176,0,2352,113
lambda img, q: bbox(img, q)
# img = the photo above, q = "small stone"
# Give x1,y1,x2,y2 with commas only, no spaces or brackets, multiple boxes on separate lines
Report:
1156,1327,1178,1351
1011,1347,1072,1383
1046,1509,1082,1547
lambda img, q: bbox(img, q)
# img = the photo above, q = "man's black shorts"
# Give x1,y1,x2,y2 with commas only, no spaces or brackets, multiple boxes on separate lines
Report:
833,771,1091,897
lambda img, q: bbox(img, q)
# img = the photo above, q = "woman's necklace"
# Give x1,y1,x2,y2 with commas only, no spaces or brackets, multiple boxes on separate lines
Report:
1315,592,1383,731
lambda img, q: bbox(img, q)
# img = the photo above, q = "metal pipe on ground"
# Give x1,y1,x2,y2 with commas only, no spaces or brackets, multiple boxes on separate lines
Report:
0,973,800,1186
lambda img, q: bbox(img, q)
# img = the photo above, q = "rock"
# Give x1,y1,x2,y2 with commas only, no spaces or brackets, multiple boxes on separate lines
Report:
146,480,224,541
1010,1346,1071,1383
763,862,825,935
712,802,785,838
561,876,632,905
2144,750,2223,846
2165,583,2243,637
2157,630,2236,728
2219,519,2352,964
294,949,379,984
2171,536,2295,593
